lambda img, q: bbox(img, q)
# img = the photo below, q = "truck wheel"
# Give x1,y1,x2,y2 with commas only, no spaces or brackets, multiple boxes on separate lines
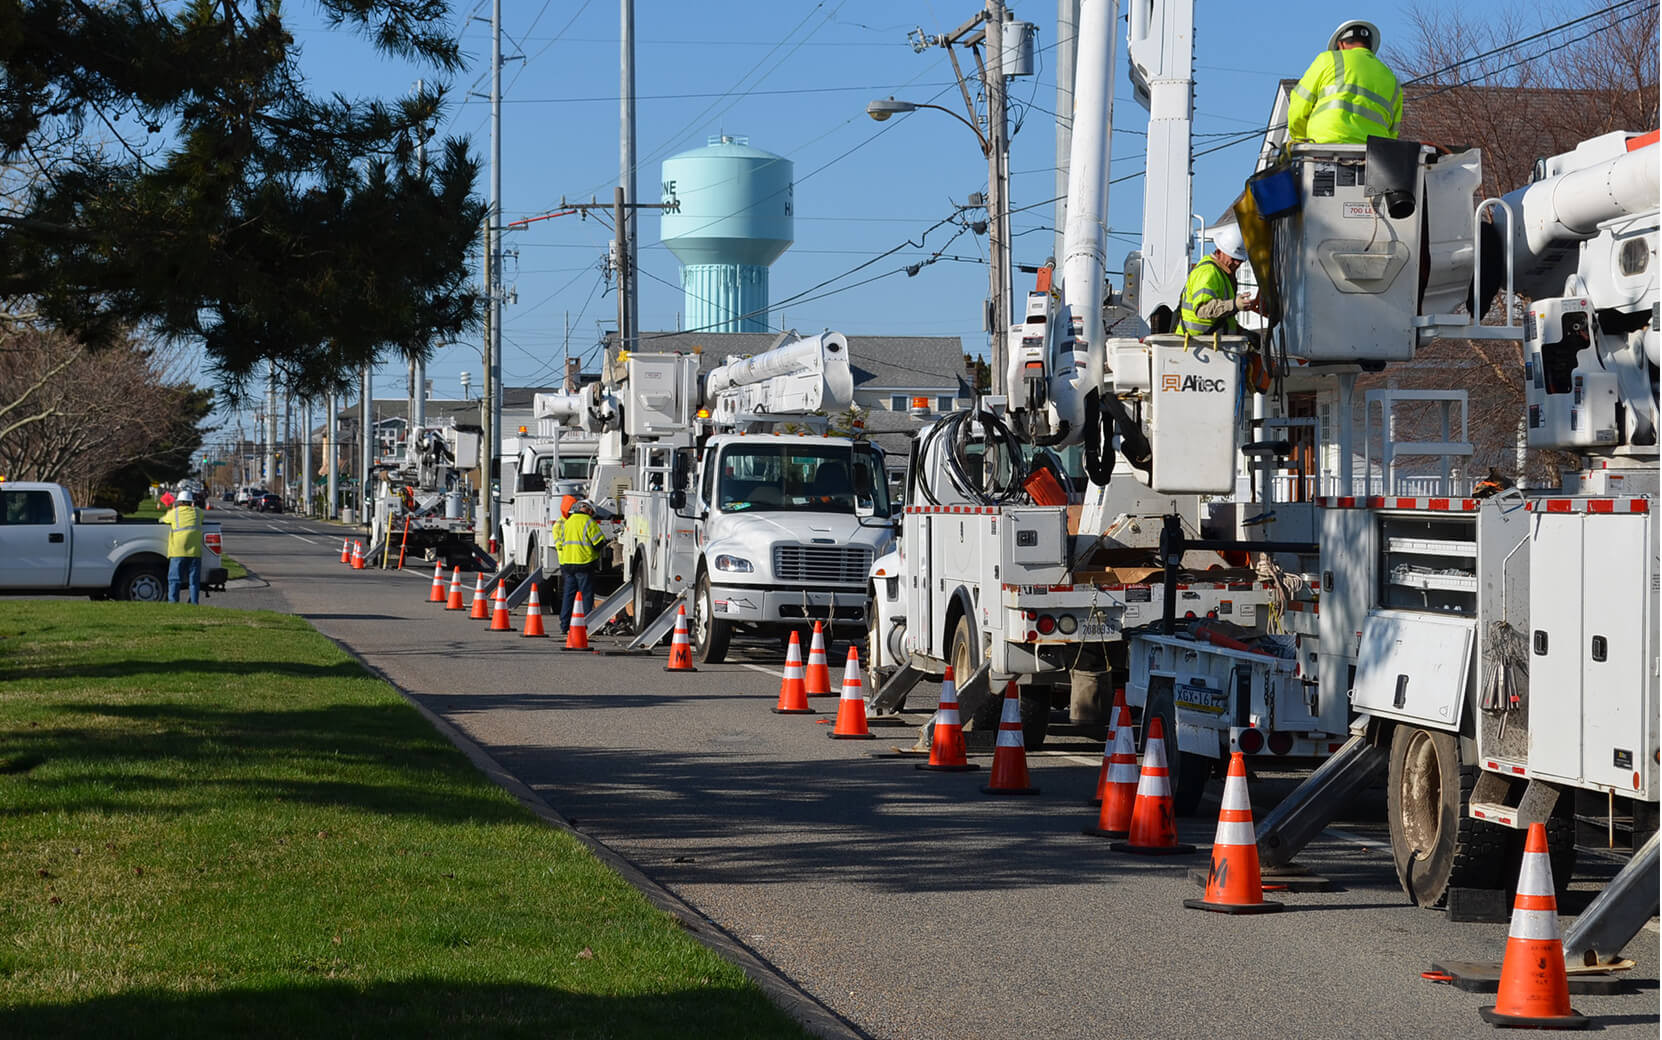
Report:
114,562,168,603
630,556,656,636
864,594,897,705
1386,725,1507,907
692,571,731,664
1145,680,1211,816
1019,689,1051,750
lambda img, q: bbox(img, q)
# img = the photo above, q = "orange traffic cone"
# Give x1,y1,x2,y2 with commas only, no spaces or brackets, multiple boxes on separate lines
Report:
1110,715,1196,855
1479,823,1588,1029
444,567,465,610
563,590,593,650
917,666,977,771
351,541,365,570
664,605,697,672
427,562,446,603
773,631,813,714
828,647,873,739
522,584,548,637
1092,687,1129,803
468,574,489,619
1183,753,1282,914
489,581,513,631
340,538,351,564
804,621,833,696
1083,699,1138,838
981,682,1039,795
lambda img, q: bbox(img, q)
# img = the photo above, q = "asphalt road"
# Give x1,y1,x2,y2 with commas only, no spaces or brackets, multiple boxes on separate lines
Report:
210,507,1660,1039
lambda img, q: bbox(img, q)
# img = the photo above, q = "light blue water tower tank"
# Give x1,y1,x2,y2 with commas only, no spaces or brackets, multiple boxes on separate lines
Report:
661,136,793,333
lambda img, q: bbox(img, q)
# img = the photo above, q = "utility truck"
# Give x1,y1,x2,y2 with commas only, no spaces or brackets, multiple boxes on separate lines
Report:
536,333,894,663
498,426,614,595
1117,92,1659,927
866,0,1275,753
0,481,225,601
368,423,482,569
1264,127,1658,912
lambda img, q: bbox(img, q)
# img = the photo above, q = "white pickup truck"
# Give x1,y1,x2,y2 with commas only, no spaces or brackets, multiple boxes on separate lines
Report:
0,482,226,601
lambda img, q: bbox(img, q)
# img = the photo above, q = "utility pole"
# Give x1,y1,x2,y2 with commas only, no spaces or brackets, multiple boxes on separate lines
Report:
914,4,1015,396
301,397,313,516
481,214,494,547
984,0,1010,397
620,0,639,353
412,79,428,434
359,364,373,524
325,391,337,520
507,194,678,363
485,0,503,551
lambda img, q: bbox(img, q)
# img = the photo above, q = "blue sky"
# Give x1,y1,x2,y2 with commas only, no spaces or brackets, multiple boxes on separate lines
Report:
208,0,1569,430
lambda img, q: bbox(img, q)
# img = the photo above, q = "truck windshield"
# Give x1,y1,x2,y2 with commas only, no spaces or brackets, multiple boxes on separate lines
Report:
716,445,889,515
557,456,595,481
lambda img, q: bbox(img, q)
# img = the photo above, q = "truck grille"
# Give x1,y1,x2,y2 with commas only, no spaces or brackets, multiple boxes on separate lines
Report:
772,544,872,584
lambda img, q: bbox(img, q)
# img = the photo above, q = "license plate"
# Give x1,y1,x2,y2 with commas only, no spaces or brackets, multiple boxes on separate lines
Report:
1175,680,1228,715
1080,611,1121,639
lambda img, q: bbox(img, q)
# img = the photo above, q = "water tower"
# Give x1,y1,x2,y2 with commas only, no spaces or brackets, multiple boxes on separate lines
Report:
661,136,794,333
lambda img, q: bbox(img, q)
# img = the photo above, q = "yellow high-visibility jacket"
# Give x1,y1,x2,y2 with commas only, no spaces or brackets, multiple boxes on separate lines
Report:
1287,46,1402,144
557,512,604,566
160,505,204,558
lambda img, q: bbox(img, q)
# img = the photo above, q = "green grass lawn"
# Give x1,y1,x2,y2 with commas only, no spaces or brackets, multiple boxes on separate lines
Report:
0,603,810,1039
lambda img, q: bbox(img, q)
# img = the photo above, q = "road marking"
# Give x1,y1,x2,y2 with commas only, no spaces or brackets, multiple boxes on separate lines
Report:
288,533,317,544
1320,826,1389,852
742,663,784,680
1062,754,1101,768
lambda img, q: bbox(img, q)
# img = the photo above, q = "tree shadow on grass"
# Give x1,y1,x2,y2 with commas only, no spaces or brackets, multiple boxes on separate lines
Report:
1,701,529,826
0,979,818,1040
7,657,374,683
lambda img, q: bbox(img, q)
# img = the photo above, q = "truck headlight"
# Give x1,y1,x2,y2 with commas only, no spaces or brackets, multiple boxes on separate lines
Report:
713,553,753,573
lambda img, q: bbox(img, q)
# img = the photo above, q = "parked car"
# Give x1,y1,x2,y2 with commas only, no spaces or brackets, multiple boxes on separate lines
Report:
253,493,283,513
234,487,254,506
221,490,235,503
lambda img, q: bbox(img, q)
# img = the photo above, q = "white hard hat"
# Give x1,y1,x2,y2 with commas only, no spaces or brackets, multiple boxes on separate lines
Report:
178,489,195,503
1328,19,1380,51
1211,223,1248,262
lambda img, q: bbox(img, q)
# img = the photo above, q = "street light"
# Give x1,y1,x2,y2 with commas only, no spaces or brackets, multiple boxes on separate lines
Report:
867,94,1010,395
865,98,989,154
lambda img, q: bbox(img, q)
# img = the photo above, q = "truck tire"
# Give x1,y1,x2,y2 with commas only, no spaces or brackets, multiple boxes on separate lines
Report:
1145,679,1212,817
1019,689,1051,750
692,571,731,664
113,562,168,603
1386,725,1508,907
630,555,658,637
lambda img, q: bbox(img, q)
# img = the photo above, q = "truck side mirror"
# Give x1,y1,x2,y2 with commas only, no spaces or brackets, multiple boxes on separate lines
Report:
669,489,686,510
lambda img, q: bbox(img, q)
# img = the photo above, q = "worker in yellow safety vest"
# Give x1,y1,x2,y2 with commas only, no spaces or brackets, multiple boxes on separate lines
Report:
1287,20,1402,144
159,488,205,604
1179,224,1258,338
556,499,606,633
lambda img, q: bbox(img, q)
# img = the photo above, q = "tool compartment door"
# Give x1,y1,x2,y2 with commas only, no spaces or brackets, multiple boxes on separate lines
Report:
1350,610,1474,730
1530,510,1658,796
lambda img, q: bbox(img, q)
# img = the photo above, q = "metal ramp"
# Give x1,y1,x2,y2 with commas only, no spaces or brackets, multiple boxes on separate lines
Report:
623,590,691,652
869,660,930,715
1255,722,1388,869
1563,831,1660,967
586,580,634,633
506,567,543,608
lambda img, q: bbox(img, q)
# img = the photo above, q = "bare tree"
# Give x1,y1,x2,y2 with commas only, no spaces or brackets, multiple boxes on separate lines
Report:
0,327,196,499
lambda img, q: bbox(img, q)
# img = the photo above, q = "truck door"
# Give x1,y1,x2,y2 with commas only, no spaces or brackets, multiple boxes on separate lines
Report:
0,488,70,588
904,509,932,655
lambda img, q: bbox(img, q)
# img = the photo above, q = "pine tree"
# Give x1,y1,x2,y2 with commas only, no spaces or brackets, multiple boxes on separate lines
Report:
0,0,484,399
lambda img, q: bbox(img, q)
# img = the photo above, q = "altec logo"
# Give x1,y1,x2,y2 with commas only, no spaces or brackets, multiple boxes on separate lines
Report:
1161,374,1229,393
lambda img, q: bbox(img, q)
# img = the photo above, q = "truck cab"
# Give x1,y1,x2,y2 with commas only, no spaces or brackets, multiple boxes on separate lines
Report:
624,432,892,663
